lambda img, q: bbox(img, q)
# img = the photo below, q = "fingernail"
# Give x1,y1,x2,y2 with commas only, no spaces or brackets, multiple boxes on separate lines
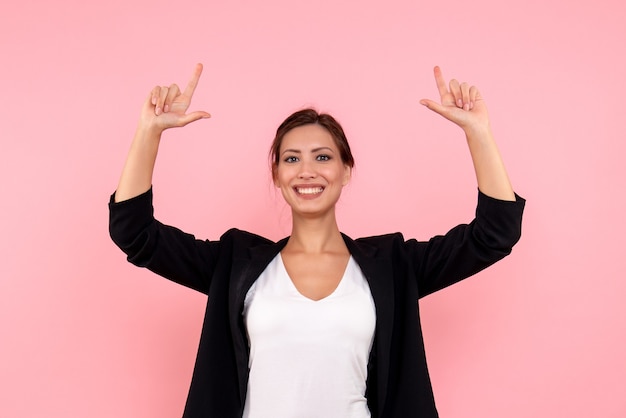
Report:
155,107,161,115
470,101,474,109
164,104,169,113
464,103,469,111
457,99,463,107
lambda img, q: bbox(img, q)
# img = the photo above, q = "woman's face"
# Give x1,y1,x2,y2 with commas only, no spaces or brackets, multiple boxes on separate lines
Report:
274,124,351,218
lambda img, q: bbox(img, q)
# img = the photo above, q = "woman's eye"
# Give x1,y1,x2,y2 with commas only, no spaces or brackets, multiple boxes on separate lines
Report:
284,156,298,163
316,154,331,161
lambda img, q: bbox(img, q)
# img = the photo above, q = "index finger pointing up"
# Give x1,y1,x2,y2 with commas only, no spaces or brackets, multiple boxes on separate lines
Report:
433,66,448,96
183,63,204,97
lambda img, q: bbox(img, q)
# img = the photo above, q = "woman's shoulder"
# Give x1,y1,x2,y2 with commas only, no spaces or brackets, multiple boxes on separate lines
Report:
345,232,407,255
220,228,277,246
353,232,405,244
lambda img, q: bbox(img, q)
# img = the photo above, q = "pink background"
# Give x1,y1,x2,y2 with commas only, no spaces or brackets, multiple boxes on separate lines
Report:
1,0,625,416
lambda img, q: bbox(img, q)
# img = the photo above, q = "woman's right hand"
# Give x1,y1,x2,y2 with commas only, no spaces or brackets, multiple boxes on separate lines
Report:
114,64,210,202
140,63,211,134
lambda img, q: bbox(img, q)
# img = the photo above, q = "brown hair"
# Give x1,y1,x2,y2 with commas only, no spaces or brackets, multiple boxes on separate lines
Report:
269,108,355,177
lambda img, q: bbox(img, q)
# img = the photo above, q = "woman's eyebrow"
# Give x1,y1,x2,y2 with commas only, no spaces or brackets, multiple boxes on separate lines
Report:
312,147,334,153
281,147,334,156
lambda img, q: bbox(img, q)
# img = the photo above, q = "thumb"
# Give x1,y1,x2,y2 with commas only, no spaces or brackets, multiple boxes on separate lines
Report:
419,99,449,117
419,99,466,127
179,111,212,127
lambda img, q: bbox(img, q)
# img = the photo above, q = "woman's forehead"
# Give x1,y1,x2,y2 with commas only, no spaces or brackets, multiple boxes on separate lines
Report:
281,124,335,151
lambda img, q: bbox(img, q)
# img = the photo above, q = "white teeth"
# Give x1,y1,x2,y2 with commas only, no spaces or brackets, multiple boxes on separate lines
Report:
297,187,323,195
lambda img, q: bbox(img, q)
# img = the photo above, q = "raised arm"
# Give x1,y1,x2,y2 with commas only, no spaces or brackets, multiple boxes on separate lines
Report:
419,66,515,201
114,64,211,202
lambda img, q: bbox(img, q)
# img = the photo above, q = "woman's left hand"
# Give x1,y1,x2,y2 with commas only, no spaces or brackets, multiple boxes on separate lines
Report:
420,66,490,135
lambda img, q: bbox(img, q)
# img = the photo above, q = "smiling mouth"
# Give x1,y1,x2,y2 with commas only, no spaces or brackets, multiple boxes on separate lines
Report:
295,186,324,195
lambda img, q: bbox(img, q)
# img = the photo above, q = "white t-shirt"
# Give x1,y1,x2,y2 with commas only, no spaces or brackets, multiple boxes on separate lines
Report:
242,254,376,418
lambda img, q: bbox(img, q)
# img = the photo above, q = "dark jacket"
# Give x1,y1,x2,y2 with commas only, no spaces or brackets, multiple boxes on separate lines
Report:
109,188,525,418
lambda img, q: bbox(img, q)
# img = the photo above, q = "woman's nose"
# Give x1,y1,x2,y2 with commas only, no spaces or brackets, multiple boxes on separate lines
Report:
297,160,316,179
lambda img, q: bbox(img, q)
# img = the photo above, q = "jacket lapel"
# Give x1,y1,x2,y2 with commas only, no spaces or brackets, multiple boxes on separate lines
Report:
343,234,394,417
228,236,289,406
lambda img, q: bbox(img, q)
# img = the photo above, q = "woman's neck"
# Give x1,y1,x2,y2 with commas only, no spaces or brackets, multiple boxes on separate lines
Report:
285,212,347,254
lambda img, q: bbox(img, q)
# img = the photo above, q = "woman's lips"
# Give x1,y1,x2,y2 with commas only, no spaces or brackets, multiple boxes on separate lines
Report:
294,185,325,195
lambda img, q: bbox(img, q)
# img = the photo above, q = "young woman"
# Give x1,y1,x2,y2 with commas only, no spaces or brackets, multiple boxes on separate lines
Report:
109,64,525,418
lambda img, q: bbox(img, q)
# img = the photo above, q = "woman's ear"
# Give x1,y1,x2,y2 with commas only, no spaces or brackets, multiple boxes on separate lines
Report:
342,165,352,186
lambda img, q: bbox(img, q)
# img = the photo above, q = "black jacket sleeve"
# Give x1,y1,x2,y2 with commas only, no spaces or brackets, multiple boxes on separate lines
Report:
108,188,221,294
409,190,526,297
